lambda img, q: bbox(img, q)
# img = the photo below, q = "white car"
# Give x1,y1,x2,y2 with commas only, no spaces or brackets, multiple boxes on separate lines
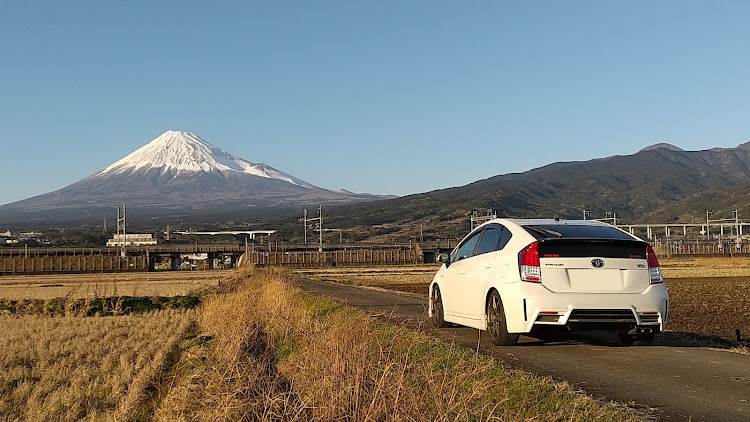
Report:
429,218,668,346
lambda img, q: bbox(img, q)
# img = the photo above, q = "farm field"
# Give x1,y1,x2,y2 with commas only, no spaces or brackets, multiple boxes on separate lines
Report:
0,269,650,421
0,270,229,300
0,309,196,421
1,258,746,420
660,256,750,278
296,257,750,344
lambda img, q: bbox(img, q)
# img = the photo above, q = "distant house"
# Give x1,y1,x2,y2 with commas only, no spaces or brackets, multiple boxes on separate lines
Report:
0,231,19,244
106,234,158,247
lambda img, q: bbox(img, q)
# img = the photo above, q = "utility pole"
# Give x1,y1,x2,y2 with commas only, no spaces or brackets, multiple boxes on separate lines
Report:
471,209,496,230
706,210,713,240
303,209,308,244
301,206,324,251
117,204,127,257
602,211,617,226
318,205,323,252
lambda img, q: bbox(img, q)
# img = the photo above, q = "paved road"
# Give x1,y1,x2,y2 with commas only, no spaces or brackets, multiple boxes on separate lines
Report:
295,278,750,422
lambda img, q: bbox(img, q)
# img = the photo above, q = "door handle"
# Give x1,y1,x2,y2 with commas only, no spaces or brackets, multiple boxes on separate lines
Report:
484,263,493,269
459,270,466,276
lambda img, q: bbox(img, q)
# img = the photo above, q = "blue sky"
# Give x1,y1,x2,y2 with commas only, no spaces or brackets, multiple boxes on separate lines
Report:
2,1,750,205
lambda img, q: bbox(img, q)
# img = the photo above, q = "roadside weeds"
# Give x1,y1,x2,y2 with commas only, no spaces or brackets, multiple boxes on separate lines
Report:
156,270,652,421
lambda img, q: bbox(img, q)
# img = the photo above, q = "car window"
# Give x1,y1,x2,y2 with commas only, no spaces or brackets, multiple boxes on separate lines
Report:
475,225,513,256
523,224,633,240
452,230,482,262
475,228,501,256
497,225,512,250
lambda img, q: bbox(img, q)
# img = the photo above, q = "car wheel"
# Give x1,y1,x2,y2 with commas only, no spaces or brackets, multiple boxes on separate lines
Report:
487,290,519,346
618,332,656,346
431,286,447,328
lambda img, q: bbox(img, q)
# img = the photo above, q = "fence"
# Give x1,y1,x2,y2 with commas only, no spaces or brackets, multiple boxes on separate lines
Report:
0,245,422,274
246,248,420,266
0,255,147,275
652,239,750,258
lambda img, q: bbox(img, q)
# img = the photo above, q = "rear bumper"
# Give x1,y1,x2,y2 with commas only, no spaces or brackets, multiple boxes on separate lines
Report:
510,282,669,334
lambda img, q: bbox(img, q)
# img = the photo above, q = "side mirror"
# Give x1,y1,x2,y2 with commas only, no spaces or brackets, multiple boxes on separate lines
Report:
438,253,451,266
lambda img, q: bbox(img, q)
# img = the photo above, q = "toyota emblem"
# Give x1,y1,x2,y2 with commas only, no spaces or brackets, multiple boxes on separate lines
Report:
591,258,605,268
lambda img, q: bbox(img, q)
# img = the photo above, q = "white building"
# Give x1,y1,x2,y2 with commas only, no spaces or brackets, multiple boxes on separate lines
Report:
106,234,158,247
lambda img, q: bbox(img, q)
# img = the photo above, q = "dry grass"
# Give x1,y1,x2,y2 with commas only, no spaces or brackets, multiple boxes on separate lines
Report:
0,309,196,421
295,265,439,286
0,271,228,300
660,256,750,278
156,270,648,421
295,265,437,297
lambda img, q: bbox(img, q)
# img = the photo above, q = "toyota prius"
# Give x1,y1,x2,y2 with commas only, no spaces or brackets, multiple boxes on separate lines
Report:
429,218,668,346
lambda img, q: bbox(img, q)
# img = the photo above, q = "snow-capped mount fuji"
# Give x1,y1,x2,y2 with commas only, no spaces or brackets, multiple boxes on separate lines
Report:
99,130,313,187
0,130,388,224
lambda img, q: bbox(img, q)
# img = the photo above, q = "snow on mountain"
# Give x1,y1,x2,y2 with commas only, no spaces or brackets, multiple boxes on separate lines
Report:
99,130,312,187
0,130,391,224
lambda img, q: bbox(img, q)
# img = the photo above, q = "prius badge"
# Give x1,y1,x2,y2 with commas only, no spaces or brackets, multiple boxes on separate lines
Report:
591,258,605,268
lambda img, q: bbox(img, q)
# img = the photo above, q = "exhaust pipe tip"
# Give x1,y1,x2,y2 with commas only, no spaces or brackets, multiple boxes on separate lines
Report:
628,327,653,335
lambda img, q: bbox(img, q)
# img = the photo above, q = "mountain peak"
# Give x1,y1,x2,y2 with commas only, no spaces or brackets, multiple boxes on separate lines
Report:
98,130,311,187
639,143,684,152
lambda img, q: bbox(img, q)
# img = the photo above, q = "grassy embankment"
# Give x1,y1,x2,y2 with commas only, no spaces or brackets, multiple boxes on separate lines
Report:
155,270,648,421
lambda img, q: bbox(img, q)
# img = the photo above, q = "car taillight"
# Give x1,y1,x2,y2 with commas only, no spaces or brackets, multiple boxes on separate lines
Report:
646,245,663,284
518,241,541,283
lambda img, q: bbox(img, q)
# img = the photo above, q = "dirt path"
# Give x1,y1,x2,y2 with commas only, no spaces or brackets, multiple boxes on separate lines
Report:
295,278,750,422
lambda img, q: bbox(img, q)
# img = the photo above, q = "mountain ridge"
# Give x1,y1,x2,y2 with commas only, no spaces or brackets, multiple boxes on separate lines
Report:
0,131,389,224
4,133,750,232
316,141,750,241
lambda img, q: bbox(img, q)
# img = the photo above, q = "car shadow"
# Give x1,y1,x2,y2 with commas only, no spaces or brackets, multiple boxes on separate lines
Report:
420,319,743,349
513,329,742,349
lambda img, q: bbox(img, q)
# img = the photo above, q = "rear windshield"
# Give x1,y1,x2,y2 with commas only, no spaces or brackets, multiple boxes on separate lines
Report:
538,241,646,259
523,224,634,241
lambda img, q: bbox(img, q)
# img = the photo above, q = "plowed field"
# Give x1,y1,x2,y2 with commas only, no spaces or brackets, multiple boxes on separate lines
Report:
0,270,229,300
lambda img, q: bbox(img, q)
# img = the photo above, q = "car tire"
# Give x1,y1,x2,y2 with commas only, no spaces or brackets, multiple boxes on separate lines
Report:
618,332,656,346
431,286,447,328
487,290,519,346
